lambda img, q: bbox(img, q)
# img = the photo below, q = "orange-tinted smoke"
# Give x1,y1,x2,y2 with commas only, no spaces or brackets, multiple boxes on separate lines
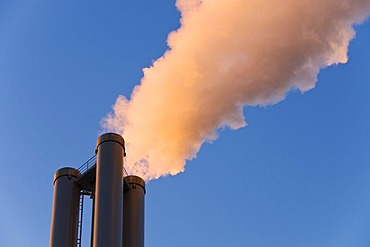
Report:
102,0,370,180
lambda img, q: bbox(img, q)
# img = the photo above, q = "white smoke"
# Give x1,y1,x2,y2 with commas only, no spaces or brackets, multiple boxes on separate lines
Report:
102,0,370,181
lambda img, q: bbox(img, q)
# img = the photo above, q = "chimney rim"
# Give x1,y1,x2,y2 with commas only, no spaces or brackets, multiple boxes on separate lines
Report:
96,133,125,154
124,175,146,194
53,167,81,184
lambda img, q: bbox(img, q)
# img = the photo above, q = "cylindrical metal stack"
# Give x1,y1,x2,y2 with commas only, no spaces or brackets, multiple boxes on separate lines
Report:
93,133,125,247
49,167,81,247
123,175,146,247
49,133,147,247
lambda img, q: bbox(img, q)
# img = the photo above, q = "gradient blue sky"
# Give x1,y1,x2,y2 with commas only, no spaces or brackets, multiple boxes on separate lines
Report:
1,1,370,246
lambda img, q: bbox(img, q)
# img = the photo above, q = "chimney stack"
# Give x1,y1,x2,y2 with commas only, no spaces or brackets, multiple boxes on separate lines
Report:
49,133,146,247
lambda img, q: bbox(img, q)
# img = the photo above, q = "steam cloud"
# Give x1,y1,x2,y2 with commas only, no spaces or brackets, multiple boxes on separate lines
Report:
102,0,370,181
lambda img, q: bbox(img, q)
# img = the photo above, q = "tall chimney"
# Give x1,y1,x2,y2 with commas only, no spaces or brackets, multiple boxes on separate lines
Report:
49,133,147,247
93,133,125,247
123,175,146,247
49,167,81,247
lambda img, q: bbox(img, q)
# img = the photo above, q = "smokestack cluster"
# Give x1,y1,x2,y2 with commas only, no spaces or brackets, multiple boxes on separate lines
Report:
102,0,370,180
50,133,146,247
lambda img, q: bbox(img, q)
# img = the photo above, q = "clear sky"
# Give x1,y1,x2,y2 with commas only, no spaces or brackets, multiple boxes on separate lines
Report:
1,1,370,247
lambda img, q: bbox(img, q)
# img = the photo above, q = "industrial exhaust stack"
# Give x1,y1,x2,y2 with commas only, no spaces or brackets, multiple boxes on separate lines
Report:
50,168,81,247
94,133,125,246
123,176,145,247
49,133,146,247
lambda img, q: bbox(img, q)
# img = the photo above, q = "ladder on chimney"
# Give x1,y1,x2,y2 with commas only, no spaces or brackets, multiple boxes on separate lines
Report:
77,193,84,247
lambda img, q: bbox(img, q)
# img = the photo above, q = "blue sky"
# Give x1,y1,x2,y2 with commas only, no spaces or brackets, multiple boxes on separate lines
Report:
1,1,370,246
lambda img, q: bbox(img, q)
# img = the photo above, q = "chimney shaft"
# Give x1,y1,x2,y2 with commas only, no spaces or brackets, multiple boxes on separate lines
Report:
93,133,125,247
123,175,146,247
49,167,81,247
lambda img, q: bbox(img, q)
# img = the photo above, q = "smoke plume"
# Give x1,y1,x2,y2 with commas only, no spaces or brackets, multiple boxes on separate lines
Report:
102,0,370,181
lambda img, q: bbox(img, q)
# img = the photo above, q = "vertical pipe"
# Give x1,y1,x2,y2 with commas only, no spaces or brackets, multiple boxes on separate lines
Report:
93,133,125,247
90,181,95,247
49,167,81,247
122,175,146,247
